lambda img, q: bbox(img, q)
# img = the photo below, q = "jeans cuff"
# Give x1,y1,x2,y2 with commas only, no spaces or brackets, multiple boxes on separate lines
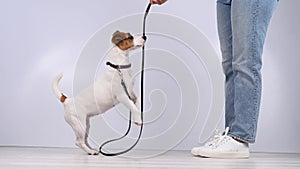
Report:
228,133,255,144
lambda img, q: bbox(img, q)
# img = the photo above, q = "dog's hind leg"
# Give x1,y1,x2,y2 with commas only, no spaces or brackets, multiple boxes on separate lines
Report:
84,116,96,152
65,113,99,155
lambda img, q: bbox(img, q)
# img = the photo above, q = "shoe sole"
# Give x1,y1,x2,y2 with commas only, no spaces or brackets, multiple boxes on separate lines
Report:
197,151,249,159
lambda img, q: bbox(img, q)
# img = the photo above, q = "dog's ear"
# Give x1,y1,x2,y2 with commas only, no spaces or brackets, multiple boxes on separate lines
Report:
113,30,120,36
112,31,126,45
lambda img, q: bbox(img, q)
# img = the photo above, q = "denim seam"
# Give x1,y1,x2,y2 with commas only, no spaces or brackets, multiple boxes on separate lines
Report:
249,0,260,142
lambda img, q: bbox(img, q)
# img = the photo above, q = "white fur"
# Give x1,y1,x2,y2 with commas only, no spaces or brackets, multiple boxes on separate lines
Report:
52,35,145,155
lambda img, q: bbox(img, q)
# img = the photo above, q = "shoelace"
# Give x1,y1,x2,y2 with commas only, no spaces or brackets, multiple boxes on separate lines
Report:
206,127,230,147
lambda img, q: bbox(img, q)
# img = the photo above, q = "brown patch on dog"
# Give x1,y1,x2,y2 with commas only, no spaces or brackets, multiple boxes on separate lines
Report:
112,31,134,51
116,39,134,50
112,31,127,45
60,93,67,103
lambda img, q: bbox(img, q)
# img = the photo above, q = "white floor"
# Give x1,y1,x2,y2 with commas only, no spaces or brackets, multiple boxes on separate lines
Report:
0,147,300,169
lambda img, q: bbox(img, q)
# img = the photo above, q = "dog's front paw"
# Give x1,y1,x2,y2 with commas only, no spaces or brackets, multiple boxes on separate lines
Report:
134,121,142,126
133,116,142,126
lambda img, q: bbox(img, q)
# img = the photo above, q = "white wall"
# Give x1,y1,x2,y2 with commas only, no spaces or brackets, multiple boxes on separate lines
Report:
0,0,299,153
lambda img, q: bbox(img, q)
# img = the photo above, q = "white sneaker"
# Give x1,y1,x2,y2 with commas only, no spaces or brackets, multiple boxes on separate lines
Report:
191,127,250,158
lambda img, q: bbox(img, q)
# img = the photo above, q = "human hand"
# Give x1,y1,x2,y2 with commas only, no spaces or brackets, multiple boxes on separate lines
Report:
150,0,168,5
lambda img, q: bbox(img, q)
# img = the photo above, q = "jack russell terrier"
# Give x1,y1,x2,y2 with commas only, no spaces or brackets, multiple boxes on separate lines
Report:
52,31,146,155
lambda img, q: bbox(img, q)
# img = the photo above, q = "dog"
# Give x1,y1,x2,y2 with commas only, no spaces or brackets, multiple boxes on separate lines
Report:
52,31,146,155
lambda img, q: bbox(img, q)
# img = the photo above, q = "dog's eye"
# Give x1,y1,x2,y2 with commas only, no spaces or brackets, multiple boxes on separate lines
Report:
127,34,134,40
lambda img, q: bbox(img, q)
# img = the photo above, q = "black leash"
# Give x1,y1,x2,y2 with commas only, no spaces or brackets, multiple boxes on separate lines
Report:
99,3,152,157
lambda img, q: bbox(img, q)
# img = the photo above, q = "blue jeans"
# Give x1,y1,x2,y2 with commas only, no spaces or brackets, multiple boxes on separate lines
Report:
217,0,278,143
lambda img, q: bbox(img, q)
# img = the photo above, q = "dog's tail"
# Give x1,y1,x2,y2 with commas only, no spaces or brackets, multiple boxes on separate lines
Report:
52,73,67,103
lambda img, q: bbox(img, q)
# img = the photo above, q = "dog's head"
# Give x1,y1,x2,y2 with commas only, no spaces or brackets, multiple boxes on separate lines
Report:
112,30,146,51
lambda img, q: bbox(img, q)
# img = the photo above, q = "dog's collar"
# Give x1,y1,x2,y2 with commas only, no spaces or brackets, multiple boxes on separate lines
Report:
106,61,131,70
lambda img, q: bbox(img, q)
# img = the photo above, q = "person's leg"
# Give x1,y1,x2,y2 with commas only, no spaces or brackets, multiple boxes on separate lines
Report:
191,0,278,158
228,0,278,143
216,0,235,130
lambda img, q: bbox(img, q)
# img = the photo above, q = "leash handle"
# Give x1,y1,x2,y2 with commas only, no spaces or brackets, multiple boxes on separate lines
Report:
99,3,152,157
